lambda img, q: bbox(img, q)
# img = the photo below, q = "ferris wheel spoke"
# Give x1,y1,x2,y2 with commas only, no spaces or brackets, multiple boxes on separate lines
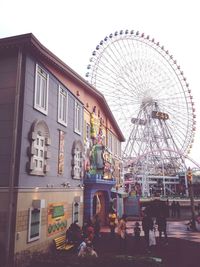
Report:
95,66,139,99
87,30,195,196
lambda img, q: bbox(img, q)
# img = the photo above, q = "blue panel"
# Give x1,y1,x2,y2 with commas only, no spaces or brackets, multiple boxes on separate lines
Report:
124,196,140,216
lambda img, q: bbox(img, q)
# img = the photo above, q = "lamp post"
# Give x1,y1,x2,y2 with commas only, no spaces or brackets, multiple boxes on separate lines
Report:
187,167,196,231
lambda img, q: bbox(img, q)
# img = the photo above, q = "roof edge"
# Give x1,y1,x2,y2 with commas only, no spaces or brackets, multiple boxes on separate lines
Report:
0,33,125,142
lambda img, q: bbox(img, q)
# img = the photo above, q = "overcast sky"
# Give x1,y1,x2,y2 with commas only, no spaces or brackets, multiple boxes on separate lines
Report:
1,0,200,166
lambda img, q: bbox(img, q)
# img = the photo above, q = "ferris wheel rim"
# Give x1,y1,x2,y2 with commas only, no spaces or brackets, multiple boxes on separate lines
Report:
86,29,196,157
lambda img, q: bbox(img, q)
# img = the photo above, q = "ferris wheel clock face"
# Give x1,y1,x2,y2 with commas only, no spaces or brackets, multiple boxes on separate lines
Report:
86,30,196,167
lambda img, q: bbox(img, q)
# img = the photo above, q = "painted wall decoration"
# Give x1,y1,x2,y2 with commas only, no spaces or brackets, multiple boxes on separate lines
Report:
103,148,114,179
58,130,65,175
47,202,68,236
90,111,105,145
84,110,117,180
90,144,104,171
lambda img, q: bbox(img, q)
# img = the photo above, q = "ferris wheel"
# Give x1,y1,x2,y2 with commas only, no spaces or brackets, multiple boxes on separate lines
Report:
86,30,196,195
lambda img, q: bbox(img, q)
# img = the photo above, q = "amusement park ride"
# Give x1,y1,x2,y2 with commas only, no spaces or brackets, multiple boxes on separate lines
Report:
86,29,199,198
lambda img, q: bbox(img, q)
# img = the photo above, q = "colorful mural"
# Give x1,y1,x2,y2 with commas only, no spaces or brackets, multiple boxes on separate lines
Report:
47,202,68,236
85,111,116,179
90,111,105,145
58,130,65,175
103,148,114,179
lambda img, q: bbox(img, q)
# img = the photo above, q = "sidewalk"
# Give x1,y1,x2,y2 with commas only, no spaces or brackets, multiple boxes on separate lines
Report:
96,222,200,267
101,220,200,243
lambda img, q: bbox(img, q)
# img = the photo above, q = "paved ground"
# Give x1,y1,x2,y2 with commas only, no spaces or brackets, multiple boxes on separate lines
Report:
96,220,200,267
101,220,200,243
27,220,200,267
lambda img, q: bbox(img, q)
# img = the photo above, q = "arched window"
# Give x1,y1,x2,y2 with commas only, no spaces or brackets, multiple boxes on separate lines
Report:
71,140,83,180
28,120,51,176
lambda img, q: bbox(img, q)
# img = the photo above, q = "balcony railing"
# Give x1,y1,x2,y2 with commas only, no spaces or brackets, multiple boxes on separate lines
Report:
84,173,116,185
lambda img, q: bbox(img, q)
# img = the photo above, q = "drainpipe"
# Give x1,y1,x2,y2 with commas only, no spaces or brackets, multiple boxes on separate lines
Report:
5,48,23,267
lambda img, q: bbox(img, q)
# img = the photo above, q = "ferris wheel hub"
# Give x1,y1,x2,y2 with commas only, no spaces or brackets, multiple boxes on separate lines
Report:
142,96,154,106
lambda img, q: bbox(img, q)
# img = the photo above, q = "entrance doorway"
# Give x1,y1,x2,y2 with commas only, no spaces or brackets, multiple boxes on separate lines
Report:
92,191,108,225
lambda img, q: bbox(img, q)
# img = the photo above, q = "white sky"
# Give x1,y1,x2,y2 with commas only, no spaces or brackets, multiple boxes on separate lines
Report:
1,0,200,166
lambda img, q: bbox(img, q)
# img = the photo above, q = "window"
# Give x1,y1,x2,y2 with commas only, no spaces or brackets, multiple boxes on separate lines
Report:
73,147,82,179
107,131,112,152
72,202,80,223
28,208,41,242
34,64,49,114
33,134,45,172
58,86,68,126
28,120,51,176
113,136,117,156
74,101,82,134
71,140,83,180
118,141,121,158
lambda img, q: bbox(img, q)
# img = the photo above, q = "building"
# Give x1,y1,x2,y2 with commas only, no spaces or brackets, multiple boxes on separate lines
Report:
0,33,124,266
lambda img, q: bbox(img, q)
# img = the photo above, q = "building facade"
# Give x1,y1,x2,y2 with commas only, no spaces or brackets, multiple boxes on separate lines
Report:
0,33,124,266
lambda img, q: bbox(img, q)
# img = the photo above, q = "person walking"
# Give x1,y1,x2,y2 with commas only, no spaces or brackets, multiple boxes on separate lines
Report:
171,201,176,218
175,201,181,218
117,214,127,252
108,209,117,238
142,212,154,250
156,214,168,244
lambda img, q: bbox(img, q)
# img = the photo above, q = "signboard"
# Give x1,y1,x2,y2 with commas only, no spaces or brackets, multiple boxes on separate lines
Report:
152,111,169,120
124,196,140,216
47,202,68,236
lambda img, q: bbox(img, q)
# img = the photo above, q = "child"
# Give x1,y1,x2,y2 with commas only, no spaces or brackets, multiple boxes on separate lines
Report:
78,240,98,257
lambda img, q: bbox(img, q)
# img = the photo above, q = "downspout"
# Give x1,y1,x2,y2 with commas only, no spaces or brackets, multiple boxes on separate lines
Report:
5,48,23,267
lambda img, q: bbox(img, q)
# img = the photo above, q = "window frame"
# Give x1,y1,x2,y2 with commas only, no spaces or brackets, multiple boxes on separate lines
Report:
73,147,82,180
107,131,113,152
33,134,45,172
27,208,41,243
28,120,51,176
34,64,49,115
58,85,68,126
72,202,80,223
71,140,83,180
74,100,82,135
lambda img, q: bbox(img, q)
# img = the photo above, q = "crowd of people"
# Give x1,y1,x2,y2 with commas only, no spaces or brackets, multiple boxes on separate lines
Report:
65,206,171,258
65,215,101,258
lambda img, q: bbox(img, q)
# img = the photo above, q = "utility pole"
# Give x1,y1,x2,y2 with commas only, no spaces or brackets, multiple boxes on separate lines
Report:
187,167,196,231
